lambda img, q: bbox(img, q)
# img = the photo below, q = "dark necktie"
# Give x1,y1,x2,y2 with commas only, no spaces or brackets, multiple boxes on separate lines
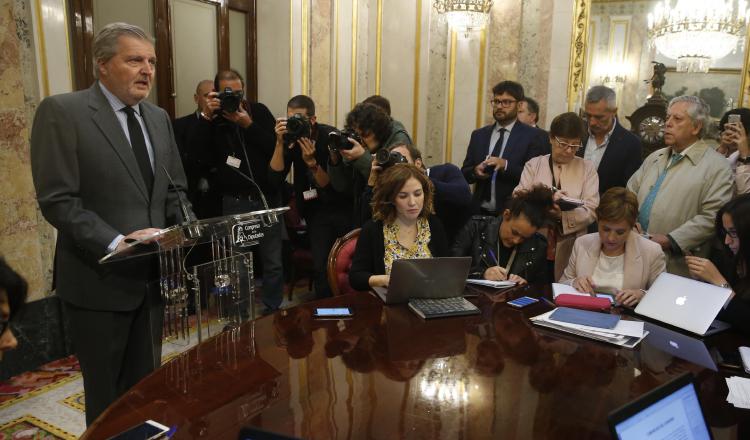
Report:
122,106,154,195
489,128,507,157
483,128,507,202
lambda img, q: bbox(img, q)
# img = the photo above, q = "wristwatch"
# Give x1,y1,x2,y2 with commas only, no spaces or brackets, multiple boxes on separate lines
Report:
738,155,750,165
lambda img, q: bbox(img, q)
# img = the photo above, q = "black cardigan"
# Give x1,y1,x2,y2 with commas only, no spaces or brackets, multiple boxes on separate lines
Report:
349,215,449,291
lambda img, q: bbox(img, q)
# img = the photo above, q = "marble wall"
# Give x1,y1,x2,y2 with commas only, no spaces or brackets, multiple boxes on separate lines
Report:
258,0,576,167
0,0,53,303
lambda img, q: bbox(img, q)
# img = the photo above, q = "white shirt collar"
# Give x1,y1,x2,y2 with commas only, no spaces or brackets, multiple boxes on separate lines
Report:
587,117,617,147
98,81,141,116
495,119,517,133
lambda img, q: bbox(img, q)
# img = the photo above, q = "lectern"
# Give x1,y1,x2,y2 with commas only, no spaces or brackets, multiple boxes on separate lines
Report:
99,207,289,344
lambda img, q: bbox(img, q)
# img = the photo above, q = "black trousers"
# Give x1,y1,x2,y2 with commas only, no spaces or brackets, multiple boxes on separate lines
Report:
307,205,353,298
64,290,163,425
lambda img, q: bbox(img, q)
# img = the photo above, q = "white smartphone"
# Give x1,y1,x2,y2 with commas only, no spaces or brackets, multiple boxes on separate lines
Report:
728,113,742,126
107,419,170,440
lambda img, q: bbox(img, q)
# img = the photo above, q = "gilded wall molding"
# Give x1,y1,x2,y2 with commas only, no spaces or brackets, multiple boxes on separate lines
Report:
741,22,750,107
567,0,591,111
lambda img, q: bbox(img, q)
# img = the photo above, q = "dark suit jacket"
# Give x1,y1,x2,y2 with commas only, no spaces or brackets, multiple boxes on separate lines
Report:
173,112,220,218
580,120,642,194
461,120,549,213
349,215,449,291
30,83,189,311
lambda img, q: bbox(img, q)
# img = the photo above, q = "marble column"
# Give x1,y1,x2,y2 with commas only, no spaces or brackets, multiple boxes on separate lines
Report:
0,0,53,302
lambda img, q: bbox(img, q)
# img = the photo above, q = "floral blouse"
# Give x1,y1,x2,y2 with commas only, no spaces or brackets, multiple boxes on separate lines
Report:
383,217,432,274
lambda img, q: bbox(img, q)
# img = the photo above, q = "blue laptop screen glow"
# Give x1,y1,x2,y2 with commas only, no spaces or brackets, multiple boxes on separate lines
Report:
614,383,710,440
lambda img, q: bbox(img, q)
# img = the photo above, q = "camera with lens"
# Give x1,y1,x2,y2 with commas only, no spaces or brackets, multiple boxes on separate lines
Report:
375,149,408,170
283,113,312,145
328,129,362,152
218,87,244,113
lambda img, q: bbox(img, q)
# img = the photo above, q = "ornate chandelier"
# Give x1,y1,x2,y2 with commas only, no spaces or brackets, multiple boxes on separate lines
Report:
647,0,749,73
433,0,493,35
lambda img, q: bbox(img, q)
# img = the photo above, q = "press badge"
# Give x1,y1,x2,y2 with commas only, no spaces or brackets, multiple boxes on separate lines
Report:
226,155,241,168
303,188,318,201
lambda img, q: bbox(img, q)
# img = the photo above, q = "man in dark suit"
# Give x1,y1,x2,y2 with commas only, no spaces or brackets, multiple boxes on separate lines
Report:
579,85,643,195
30,23,190,425
461,81,549,216
172,79,220,219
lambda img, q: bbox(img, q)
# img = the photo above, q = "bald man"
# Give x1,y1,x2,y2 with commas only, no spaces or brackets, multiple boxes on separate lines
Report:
173,79,219,218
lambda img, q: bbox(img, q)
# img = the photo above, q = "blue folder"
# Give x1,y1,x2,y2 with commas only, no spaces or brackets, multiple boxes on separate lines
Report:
549,307,621,329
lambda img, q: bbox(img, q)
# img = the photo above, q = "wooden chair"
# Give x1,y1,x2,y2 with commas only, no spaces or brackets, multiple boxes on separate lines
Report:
326,228,364,296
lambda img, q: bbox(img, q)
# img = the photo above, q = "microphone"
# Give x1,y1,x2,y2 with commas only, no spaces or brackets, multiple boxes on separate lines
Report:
225,165,278,226
162,166,197,224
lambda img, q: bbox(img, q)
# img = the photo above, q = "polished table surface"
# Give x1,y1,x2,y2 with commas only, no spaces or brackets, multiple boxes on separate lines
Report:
82,285,750,439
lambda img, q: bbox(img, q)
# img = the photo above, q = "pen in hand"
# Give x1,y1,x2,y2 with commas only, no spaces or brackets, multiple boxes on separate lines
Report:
488,249,499,266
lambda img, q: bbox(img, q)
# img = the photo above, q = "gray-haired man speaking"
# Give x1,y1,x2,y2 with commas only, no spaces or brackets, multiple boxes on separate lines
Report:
30,22,191,424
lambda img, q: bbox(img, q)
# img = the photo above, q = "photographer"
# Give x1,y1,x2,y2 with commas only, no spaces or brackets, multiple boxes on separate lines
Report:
361,143,472,243
270,95,352,298
328,103,412,226
203,69,283,314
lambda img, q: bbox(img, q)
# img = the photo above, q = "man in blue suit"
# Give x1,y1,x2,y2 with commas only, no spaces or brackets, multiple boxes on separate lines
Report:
579,85,642,195
461,81,549,216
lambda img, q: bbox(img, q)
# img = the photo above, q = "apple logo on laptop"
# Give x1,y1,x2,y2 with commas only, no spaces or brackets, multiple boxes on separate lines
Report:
669,340,680,349
675,296,687,306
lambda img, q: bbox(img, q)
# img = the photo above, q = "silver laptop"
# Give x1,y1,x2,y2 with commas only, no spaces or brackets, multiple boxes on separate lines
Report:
372,257,471,304
643,322,717,371
634,273,731,336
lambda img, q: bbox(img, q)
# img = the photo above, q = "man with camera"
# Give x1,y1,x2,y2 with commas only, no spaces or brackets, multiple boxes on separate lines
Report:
362,143,472,242
203,69,283,314
328,102,412,226
172,79,220,219
270,95,351,298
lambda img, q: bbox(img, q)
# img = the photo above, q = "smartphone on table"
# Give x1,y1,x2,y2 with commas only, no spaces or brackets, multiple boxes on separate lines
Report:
108,420,170,440
314,307,353,318
507,296,539,308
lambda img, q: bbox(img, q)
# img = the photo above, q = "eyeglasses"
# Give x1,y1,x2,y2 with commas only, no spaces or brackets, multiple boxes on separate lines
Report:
0,319,8,336
725,228,739,239
554,136,582,152
489,99,517,108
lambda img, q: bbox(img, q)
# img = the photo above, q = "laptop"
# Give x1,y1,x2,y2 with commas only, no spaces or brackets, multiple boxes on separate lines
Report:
372,257,471,304
634,273,732,336
643,323,717,371
608,373,712,440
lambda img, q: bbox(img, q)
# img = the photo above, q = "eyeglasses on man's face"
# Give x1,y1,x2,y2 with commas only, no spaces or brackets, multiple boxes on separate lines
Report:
489,99,517,108
554,136,582,152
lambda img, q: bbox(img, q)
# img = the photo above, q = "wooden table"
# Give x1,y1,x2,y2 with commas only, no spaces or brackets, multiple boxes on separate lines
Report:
82,285,750,439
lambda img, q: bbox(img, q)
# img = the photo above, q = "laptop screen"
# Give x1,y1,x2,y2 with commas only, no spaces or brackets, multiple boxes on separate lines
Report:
611,379,711,440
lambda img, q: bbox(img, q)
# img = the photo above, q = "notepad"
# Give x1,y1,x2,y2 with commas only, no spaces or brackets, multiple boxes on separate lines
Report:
549,307,621,329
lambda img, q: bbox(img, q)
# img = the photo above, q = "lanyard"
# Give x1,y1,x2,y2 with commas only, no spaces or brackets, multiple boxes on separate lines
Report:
548,156,560,188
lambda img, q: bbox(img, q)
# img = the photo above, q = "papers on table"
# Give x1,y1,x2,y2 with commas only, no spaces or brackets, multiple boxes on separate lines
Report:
726,376,750,409
552,283,589,299
466,279,516,289
530,309,648,349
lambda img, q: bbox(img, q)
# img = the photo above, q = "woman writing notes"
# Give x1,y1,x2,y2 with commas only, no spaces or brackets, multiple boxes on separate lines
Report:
349,164,449,291
686,194,750,334
559,188,666,306
451,185,554,284
513,112,599,281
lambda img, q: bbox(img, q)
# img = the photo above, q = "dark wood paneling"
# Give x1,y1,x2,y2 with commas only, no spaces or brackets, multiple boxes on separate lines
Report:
68,0,94,90
153,0,175,118
66,0,257,114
